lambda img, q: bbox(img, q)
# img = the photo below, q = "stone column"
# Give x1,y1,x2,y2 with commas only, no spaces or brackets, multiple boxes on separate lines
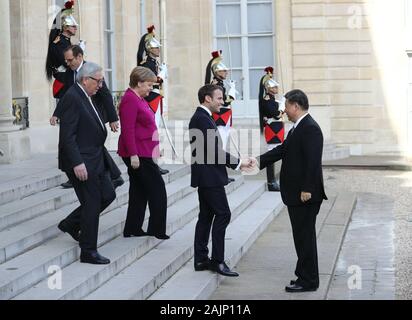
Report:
0,0,30,163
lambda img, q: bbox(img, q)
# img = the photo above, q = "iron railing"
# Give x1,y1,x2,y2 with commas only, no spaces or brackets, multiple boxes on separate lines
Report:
12,97,29,129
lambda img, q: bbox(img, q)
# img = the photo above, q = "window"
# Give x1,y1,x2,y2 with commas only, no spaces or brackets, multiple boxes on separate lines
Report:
406,0,412,152
214,0,275,117
104,0,116,91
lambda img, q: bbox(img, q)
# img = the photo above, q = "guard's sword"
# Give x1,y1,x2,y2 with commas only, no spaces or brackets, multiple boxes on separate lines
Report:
160,99,179,158
225,21,233,82
225,21,241,158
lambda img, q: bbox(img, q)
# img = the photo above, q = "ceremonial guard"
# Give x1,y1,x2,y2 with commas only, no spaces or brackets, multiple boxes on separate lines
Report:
137,25,169,175
205,51,236,152
258,67,285,192
46,0,80,100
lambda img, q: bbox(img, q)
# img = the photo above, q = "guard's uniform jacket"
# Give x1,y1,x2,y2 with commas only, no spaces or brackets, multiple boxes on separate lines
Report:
212,77,233,127
48,34,72,99
140,55,163,114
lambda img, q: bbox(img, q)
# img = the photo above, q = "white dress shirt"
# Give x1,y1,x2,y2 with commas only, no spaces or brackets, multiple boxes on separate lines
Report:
77,83,105,130
74,60,84,83
293,112,309,130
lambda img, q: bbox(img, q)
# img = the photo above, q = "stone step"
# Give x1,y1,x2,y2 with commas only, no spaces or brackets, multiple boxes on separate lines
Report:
84,180,265,300
11,177,250,300
148,192,284,300
0,153,124,206
0,174,242,300
0,165,190,265
0,164,130,232
323,146,351,162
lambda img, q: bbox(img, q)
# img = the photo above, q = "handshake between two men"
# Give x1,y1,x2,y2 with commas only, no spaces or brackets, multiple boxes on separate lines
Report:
238,156,312,204
239,157,259,175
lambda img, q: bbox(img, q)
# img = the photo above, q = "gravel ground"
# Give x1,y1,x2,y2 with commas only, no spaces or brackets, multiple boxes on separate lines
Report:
323,168,412,300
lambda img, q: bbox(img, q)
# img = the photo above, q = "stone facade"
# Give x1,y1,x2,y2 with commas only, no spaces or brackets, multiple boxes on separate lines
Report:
1,0,411,163
289,0,409,156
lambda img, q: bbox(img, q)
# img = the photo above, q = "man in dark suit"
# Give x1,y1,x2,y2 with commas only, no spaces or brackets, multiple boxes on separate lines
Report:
189,84,252,277
50,45,123,190
254,89,328,292
57,62,116,265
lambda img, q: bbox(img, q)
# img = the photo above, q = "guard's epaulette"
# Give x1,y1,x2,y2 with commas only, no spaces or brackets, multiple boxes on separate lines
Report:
139,57,147,65
211,79,218,85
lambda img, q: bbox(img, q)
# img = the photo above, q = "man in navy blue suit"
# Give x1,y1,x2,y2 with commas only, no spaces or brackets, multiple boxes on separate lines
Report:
189,84,252,277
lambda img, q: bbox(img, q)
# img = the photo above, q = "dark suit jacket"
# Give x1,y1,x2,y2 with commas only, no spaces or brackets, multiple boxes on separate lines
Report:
58,84,111,176
258,114,328,206
189,107,239,188
53,61,119,124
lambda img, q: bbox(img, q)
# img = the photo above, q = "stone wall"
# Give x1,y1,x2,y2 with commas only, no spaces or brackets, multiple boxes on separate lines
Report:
289,0,405,155
4,0,411,159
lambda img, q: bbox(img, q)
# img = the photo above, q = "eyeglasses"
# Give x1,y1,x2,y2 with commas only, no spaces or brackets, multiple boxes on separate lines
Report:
89,76,104,85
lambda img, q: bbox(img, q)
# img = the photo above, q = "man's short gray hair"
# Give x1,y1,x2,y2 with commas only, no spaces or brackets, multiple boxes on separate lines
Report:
76,62,103,83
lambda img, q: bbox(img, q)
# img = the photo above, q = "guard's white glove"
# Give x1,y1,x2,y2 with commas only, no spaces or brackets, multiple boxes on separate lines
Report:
158,62,168,81
266,118,275,125
277,96,286,113
79,40,86,52
227,80,237,100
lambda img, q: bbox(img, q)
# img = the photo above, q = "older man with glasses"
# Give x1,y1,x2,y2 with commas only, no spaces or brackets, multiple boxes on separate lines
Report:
56,62,118,265
51,45,123,190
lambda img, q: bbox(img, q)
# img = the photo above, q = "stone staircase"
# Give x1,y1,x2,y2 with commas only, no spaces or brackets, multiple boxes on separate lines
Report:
0,153,284,300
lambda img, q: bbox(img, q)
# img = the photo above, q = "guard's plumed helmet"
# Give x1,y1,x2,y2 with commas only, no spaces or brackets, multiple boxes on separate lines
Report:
46,0,79,80
137,25,162,65
60,1,79,27
205,51,229,84
259,66,279,101
62,15,79,27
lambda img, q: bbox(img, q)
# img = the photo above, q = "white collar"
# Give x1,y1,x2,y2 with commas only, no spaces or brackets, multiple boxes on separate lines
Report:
294,113,309,129
200,105,212,117
76,60,84,73
77,82,91,98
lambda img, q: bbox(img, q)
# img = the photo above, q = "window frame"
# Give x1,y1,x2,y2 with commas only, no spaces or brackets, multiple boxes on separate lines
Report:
104,0,116,91
213,0,276,118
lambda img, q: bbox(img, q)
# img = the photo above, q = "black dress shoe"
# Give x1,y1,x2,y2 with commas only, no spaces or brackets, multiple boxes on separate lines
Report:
147,233,170,240
58,220,80,242
210,261,239,277
159,167,170,175
285,284,318,293
80,250,110,265
124,230,148,238
268,182,280,192
290,279,298,286
194,259,211,271
61,180,73,189
228,178,235,184
112,176,124,190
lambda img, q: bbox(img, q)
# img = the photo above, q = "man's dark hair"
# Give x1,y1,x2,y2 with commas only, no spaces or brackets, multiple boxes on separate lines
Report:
64,45,84,57
198,84,223,104
285,89,309,110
